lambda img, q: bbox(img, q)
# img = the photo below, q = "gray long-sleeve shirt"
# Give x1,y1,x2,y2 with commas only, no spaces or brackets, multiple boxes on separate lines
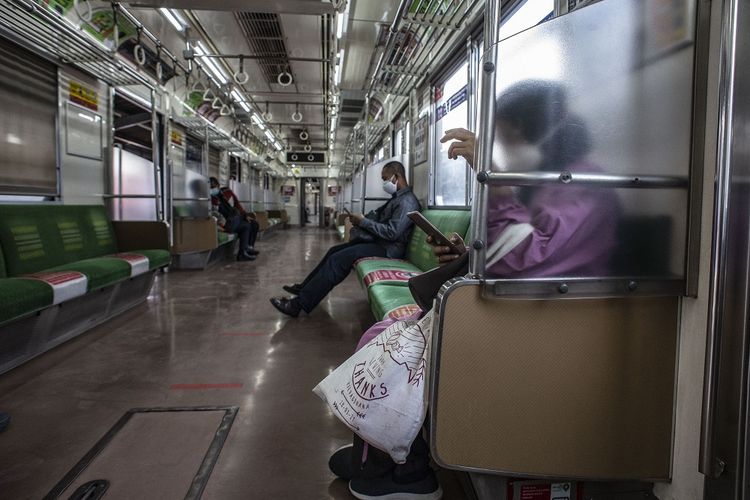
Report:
357,186,421,259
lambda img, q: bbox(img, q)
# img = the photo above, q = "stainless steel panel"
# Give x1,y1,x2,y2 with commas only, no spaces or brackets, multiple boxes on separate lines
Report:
701,1,750,499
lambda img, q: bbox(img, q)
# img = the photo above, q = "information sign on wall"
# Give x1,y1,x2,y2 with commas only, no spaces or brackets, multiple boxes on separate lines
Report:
414,115,429,165
69,81,99,111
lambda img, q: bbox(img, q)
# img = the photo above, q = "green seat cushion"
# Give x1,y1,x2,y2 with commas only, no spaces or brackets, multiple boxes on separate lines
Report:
0,205,66,276
47,257,132,291
405,209,471,271
367,284,420,321
78,205,119,258
217,232,235,245
355,258,422,288
0,278,53,326
129,249,171,269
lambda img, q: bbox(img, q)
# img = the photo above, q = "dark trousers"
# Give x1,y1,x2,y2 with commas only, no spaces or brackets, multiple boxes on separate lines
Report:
226,217,259,254
296,241,387,313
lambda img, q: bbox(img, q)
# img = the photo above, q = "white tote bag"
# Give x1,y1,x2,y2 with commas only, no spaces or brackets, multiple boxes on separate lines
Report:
313,310,435,464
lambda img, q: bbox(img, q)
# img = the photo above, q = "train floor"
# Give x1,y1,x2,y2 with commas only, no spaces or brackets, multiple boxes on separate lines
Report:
0,226,468,500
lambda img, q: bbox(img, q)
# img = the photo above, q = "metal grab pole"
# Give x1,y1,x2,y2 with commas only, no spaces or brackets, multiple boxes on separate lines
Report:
700,0,740,479
150,89,161,222
362,96,370,214
468,0,501,277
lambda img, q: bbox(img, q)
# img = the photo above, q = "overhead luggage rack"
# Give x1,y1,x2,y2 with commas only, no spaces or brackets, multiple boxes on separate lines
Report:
369,0,484,97
0,0,151,87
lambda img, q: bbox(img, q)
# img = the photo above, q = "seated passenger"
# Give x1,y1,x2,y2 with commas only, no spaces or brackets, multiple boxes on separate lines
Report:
209,177,260,262
331,80,620,500
270,161,420,317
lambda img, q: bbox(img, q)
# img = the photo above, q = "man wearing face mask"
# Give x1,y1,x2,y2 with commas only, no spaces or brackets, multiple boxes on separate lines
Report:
209,177,260,262
270,161,420,317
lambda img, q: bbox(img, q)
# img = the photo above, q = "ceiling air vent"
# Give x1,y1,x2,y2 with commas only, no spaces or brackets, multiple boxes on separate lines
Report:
235,12,294,85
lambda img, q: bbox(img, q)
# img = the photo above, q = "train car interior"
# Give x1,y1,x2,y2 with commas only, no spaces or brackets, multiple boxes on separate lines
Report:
0,0,748,499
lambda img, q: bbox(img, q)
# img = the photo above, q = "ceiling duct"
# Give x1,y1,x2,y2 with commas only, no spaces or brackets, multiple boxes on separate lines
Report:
235,12,294,86
338,89,366,130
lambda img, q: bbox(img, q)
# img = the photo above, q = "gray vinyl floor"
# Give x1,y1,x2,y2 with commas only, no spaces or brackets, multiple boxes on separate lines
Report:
0,226,467,500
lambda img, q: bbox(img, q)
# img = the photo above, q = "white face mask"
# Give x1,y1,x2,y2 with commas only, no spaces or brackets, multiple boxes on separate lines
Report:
382,176,398,195
492,141,543,172
210,187,220,196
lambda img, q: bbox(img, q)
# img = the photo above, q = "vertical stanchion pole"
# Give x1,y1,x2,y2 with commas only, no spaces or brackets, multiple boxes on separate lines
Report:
151,89,162,221
468,0,501,277
362,96,370,214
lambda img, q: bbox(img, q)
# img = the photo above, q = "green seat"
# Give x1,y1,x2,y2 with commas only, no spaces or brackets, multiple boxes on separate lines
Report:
0,278,53,326
47,257,132,291
405,209,472,272
129,249,171,270
217,232,235,245
355,258,422,288
368,284,420,321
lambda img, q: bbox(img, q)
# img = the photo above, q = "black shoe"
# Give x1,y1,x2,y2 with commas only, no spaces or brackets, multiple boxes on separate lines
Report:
282,283,303,295
0,412,9,433
349,470,442,500
329,444,355,480
247,248,260,256
237,252,256,262
270,297,302,317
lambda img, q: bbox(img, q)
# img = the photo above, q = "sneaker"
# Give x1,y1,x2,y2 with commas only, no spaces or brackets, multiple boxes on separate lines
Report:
237,252,256,262
329,444,355,480
349,470,442,500
282,283,303,295
247,248,260,256
0,412,9,433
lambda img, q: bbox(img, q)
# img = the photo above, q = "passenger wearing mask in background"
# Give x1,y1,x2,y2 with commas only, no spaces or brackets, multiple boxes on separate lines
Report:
270,161,420,317
329,80,620,500
209,177,260,262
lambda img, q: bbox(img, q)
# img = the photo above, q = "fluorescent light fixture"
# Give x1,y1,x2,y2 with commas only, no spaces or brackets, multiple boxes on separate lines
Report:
336,12,345,39
231,89,252,112
159,8,187,32
195,42,229,85
251,113,267,130
264,130,275,141
273,142,283,151
335,49,345,86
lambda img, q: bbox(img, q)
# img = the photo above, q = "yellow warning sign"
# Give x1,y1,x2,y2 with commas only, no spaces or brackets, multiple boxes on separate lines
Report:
69,81,99,111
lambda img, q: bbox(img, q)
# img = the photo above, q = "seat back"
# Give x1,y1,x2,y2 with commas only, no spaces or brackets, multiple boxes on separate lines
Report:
255,211,270,231
0,205,118,277
611,215,673,276
431,282,678,480
405,209,471,271
0,243,6,278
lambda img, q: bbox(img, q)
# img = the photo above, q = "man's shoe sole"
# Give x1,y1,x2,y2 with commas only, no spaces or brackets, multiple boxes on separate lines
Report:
348,484,442,500
282,286,302,295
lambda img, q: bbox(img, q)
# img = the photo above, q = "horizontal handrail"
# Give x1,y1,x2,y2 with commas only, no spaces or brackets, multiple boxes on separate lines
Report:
173,197,210,202
103,194,157,199
478,171,689,189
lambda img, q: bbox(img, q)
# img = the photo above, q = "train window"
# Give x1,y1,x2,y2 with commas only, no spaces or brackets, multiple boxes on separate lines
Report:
433,61,470,207
0,37,58,196
482,0,694,280
500,0,555,40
